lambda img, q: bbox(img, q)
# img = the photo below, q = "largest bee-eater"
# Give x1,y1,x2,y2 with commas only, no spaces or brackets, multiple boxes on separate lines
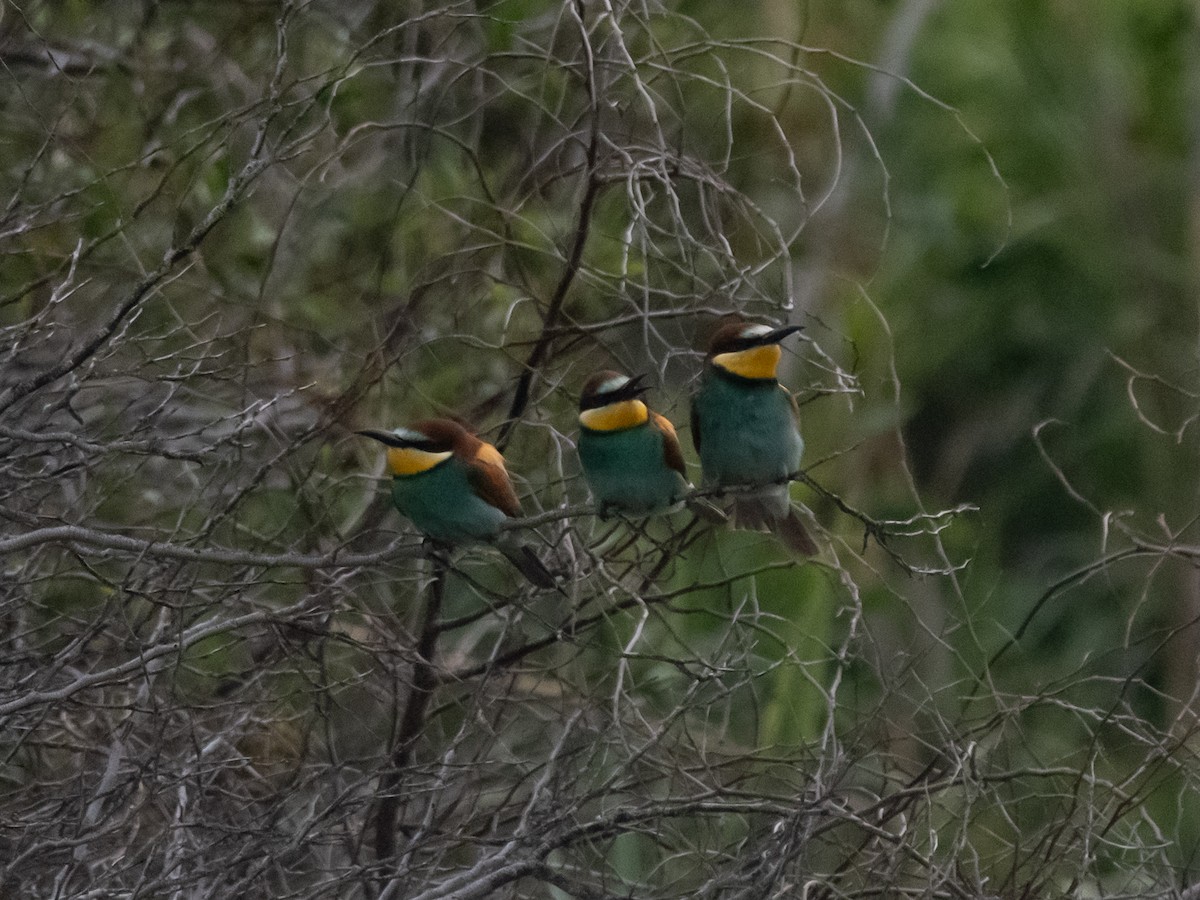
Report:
357,418,555,587
691,320,818,556
576,370,690,517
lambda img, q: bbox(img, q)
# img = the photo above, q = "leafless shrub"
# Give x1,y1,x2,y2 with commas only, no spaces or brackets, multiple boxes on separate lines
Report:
1,2,1196,898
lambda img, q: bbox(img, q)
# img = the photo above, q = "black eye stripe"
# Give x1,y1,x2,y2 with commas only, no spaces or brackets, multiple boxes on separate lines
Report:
357,429,452,452
581,384,647,410
713,324,802,354
715,337,764,353
721,334,783,352
579,395,607,411
389,437,447,451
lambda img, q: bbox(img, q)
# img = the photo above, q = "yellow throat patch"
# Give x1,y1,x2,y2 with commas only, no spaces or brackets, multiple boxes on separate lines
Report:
386,446,453,476
712,344,781,380
579,399,649,432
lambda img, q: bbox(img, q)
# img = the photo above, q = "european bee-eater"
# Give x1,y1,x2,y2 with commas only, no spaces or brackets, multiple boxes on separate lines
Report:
357,418,555,587
690,320,818,556
577,371,690,517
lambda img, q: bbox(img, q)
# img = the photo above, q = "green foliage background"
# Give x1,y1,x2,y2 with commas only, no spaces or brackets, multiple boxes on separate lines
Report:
2,0,1199,897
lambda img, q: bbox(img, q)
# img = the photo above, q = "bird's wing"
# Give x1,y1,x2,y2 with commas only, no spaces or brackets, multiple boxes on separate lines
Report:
468,441,523,518
689,395,701,454
651,412,687,477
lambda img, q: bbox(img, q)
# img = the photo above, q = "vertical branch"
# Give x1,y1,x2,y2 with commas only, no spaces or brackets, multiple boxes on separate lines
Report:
496,0,601,450
373,555,447,864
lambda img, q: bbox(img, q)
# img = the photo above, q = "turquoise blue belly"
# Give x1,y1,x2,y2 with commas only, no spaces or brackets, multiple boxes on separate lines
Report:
578,422,688,515
390,458,507,543
694,372,803,486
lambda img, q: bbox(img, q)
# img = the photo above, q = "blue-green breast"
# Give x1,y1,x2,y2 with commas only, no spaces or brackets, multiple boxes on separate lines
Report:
578,421,688,515
390,456,508,543
693,368,803,486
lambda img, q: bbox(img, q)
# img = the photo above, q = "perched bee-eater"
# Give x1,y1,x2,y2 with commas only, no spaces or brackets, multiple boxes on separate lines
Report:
690,320,818,556
357,418,555,587
577,371,690,517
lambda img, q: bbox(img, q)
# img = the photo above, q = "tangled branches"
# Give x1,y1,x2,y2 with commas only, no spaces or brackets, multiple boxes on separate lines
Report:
0,2,1196,898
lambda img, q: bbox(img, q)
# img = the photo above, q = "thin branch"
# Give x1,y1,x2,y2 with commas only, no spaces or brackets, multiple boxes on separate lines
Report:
496,0,602,449
374,555,448,864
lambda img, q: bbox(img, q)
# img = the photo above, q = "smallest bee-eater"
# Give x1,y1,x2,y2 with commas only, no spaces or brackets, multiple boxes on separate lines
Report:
577,371,690,517
357,418,555,588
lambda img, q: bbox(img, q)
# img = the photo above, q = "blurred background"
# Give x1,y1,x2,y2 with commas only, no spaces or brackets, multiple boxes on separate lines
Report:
2,1,1198,897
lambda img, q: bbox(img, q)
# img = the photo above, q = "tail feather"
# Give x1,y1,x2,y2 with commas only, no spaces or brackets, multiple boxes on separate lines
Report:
731,491,818,557
730,495,771,531
777,504,819,557
686,495,729,524
498,541,556,589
